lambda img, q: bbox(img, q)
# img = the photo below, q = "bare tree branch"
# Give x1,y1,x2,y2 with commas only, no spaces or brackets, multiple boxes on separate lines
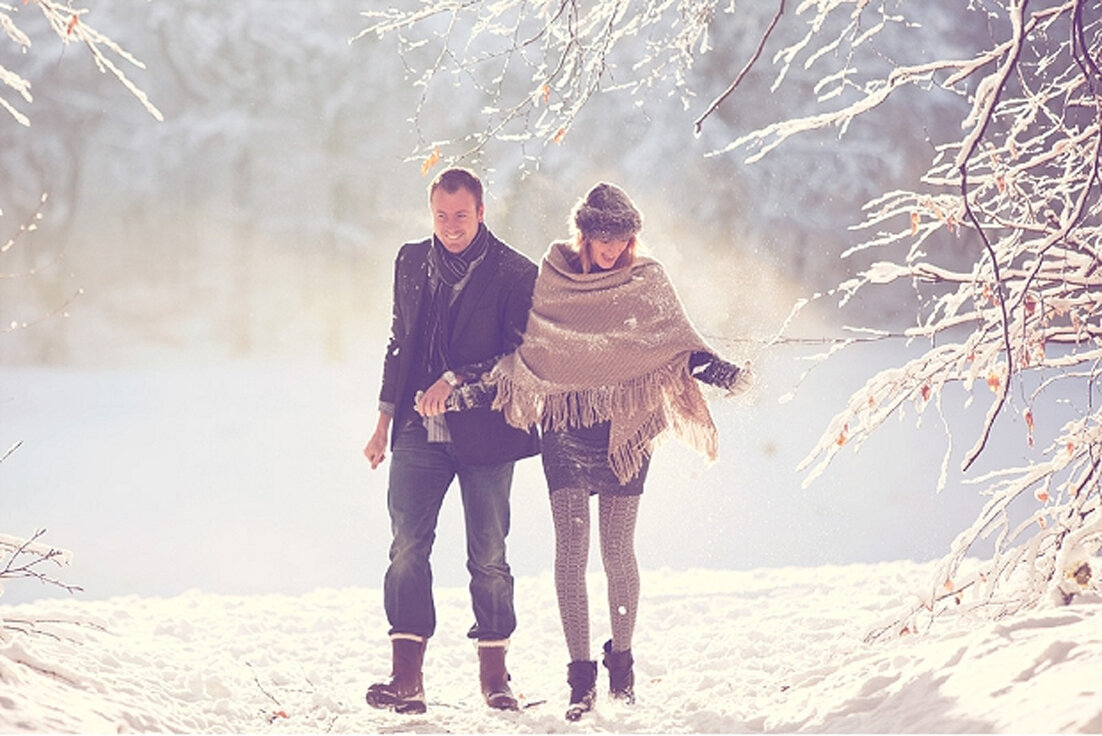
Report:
693,0,786,136
1,529,82,595
956,1,1030,471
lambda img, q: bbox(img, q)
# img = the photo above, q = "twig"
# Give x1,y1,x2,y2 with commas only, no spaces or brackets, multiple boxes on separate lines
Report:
0,529,82,594
958,0,1031,472
1,194,48,255
1,441,22,464
2,616,108,642
0,288,83,335
694,0,785,135
245,661,282,707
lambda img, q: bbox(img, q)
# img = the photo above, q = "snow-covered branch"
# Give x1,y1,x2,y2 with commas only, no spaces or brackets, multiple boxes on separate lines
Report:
353,0,724,166
1,0,161,125
780,0,1102,629
693,0,786,135
0,529,81,598
0,194,83,333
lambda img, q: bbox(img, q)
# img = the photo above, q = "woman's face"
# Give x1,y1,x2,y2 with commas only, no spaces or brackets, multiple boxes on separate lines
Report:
589,237,631,270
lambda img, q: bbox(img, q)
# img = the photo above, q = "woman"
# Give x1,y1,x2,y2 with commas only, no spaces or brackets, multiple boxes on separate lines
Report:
448,182,749,720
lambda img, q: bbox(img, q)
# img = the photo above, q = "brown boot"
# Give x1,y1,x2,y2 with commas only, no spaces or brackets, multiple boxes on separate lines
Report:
366,634,427,714
477,639,519,710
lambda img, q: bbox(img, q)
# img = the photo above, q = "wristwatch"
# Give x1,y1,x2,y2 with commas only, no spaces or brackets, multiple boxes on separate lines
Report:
442,370,460,387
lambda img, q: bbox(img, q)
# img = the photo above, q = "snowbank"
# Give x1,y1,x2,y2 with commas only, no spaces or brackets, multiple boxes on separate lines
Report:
2,562,1099,733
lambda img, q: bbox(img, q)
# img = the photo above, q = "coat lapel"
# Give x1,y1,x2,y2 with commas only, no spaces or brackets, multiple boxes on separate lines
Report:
448,237,500,348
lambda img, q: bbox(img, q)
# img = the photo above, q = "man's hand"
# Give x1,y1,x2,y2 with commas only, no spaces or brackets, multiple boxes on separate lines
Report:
363,413,392,469
416,377,455,417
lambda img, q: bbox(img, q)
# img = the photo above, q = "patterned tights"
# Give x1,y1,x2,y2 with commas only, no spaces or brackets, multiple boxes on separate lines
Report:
550,486,641,662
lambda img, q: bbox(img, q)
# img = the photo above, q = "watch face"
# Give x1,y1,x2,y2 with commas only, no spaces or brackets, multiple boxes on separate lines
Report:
443,371,458,386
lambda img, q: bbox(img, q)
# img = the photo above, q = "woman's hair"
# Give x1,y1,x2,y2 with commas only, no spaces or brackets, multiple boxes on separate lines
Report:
575,233,638,274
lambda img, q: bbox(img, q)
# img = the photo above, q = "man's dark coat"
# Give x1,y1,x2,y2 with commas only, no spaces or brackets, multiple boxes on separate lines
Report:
379,231,540,466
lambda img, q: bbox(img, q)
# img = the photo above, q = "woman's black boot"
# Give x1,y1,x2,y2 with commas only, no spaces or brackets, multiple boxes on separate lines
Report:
565,660,597,721
602,639,635,704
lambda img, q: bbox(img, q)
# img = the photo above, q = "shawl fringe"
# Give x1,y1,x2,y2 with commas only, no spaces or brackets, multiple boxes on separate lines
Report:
489,244,719,485
492,355,718,484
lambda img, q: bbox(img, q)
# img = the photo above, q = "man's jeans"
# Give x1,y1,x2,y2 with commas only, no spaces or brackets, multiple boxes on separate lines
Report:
384,419,517,641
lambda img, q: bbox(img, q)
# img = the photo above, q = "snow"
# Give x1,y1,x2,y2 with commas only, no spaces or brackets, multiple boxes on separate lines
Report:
2,562,1100,732
1,346,1002,607
3,356,1097,731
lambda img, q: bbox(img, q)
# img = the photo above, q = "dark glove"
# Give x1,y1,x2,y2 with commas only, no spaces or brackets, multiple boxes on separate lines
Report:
690,351,753,396
444,378,498,411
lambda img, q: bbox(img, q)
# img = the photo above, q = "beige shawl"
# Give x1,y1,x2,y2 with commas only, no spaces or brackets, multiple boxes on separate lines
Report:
491,242,718,484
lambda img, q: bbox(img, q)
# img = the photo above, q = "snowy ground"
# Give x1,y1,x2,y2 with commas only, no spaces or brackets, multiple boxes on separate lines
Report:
1,351,995,606
3,356,1095,732
2,561,1100,733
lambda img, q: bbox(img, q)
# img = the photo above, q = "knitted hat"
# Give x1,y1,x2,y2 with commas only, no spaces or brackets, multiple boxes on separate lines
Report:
571,182,642,240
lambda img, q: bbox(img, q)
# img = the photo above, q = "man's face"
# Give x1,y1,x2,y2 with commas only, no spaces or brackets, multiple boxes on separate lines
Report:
431,186,484,254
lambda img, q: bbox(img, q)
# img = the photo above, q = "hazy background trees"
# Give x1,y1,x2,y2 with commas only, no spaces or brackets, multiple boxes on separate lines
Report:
9,0,1095,617
2,0,984,368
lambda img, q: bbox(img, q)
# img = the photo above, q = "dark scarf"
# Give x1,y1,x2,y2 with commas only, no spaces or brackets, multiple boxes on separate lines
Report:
424,223,490,376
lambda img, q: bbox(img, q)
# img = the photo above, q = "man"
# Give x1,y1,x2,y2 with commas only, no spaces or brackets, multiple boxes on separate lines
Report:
362,167,539,714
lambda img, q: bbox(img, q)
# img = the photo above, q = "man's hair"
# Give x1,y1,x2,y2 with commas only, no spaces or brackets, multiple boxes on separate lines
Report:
429,167,484,210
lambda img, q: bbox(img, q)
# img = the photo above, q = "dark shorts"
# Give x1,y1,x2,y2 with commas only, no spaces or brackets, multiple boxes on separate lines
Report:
541,421,648,496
